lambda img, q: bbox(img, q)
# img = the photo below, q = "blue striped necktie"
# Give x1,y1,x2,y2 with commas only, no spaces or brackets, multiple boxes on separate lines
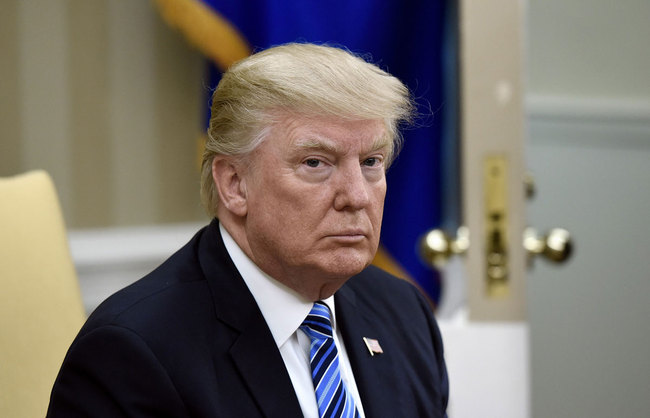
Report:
300,301,360,418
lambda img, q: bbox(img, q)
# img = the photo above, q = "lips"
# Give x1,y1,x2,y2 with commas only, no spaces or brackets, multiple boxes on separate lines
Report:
327,229,366,237
323,229,369,246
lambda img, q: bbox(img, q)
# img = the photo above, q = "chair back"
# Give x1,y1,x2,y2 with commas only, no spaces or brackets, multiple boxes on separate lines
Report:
0,170,85,418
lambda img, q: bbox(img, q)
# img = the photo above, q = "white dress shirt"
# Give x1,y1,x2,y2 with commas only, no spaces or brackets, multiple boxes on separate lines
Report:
220,224,366,418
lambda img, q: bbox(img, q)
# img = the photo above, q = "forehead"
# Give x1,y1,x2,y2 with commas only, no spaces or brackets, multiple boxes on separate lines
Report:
271,114,389,154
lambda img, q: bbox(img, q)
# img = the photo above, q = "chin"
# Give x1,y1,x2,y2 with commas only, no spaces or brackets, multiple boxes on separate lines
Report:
322,252,372,279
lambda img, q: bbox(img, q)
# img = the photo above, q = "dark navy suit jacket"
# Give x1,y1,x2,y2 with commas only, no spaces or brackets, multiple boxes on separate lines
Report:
48,220,448,417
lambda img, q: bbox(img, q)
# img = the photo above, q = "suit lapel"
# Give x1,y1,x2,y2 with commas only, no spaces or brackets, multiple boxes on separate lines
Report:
229,318,304,418
199,220,303,418
335,284,405,417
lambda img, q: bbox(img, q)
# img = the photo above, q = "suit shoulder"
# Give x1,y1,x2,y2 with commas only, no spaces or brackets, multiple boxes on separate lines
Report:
341,265,437,326
348,265,425,303
81,230,208,334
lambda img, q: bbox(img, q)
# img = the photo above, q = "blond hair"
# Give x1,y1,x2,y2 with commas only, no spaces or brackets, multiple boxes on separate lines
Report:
201,42,413,217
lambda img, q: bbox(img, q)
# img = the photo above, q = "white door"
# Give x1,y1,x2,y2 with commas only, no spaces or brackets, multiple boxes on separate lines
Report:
525,1,650,413
436,1,650,417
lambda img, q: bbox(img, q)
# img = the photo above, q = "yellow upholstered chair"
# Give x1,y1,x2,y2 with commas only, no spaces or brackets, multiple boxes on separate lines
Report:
0,170,85,418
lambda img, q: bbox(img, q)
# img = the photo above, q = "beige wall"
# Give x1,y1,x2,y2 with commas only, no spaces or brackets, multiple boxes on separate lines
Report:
0,0,205,228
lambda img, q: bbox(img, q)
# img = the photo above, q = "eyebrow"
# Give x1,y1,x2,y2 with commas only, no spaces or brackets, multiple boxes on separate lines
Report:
295,135,391,155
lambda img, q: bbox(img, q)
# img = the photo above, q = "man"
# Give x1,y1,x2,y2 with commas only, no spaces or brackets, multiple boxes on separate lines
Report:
48,43,448,417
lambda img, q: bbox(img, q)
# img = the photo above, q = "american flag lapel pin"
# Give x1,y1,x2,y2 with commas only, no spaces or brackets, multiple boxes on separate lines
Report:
363,337,383,356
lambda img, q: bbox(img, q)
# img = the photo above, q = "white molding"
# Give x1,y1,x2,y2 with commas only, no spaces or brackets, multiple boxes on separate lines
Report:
526,95,650,124
69,222,204,268
526,95,650,149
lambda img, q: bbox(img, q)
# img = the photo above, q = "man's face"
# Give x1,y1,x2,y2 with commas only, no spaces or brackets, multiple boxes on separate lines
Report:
241,114,388,299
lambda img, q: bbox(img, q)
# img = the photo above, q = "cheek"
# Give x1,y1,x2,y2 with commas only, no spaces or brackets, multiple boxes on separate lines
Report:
372,189,387,234
249,185,324,239
371,183,387,216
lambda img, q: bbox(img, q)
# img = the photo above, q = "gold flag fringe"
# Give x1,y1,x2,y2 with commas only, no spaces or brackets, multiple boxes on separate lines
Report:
153,0,251,70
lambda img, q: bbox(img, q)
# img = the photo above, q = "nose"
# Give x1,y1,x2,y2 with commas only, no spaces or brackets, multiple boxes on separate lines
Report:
333,163,371,211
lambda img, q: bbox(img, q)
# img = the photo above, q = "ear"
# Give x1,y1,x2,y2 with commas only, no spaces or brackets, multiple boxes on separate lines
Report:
211,156,248,217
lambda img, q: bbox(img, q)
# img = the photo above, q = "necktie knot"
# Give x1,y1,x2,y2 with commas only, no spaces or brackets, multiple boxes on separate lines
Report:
300,301,334,340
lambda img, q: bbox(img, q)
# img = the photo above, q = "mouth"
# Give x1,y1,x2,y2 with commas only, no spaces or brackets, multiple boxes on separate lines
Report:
325,230,367,243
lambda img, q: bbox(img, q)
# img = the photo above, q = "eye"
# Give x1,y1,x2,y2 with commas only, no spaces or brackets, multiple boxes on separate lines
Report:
304,158,321,168
362,157,380,167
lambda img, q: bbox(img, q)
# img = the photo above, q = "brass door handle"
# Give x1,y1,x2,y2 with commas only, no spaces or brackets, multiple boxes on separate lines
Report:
419,226,470,268
419,226,573,267
523,227,573,263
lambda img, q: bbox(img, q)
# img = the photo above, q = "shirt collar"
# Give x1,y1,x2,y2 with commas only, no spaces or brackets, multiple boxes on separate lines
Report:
219,224,337,347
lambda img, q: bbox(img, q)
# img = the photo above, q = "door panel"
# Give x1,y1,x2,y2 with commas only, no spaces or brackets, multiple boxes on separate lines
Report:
459,0,527,321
